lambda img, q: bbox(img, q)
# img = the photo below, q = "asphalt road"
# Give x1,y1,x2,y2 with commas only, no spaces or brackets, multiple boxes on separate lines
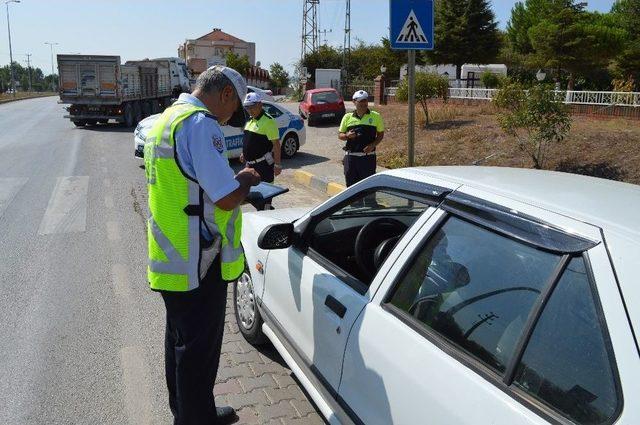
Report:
0,97,328,424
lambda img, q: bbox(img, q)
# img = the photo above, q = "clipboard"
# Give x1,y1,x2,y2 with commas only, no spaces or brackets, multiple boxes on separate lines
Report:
246,182,289,210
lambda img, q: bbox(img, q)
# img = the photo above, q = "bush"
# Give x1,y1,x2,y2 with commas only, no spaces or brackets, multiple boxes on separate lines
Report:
480,71,501,89
396,72,450,126
493,82,571,169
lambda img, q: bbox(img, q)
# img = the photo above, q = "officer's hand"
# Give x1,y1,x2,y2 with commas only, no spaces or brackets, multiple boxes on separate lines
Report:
363,143,376,153
237,167,261,186
346,130,357,140
239,153,245,163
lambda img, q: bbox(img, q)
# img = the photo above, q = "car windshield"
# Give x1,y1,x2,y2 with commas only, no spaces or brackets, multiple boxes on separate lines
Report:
311,91,340,104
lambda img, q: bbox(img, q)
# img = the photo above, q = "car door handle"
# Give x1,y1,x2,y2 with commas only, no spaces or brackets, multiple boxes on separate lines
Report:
325,295,346,318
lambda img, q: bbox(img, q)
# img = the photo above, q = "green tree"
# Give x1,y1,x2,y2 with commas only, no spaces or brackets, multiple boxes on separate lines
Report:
611,0,640,88
494,82,571,169
395,73,450,126
269,62,290,90
225,52,251,76
506,0,626,90
480,71,501,88
428,0,501,79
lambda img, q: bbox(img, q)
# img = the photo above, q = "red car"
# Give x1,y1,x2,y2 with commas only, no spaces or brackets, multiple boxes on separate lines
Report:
298,88,346,126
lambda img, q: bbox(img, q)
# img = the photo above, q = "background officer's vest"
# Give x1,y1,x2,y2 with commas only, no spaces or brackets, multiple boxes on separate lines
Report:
144,103,245,291
342,111,380,152
242,111,277,161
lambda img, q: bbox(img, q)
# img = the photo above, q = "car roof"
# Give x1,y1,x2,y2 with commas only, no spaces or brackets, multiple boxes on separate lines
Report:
306,88,338,94
384,166,640,239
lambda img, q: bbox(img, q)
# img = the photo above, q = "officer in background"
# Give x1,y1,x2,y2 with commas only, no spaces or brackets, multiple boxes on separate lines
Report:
240,92,282,184
144,65,260,425
338,90,385,187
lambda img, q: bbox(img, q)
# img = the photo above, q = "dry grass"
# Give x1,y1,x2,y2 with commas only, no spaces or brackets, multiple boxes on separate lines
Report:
0,92,56,102
376,101,640,184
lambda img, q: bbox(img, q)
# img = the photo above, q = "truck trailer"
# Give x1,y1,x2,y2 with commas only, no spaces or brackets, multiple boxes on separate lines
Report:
57,54,190,127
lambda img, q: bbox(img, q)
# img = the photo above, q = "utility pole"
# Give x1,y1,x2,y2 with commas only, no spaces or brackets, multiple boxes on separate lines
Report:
341,0,351,94
44,41,59,91
5,0,20,97
24,52,32,91
301,0,319,63
319,28,332,46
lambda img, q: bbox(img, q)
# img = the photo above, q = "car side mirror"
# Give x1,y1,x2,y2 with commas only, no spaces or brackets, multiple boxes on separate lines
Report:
258,223,295,250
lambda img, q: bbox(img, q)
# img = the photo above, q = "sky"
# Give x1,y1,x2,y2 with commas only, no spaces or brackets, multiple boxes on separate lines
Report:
0,0,616,76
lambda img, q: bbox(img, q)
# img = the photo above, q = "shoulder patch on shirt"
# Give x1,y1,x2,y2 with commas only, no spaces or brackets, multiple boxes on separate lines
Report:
212,134,225,153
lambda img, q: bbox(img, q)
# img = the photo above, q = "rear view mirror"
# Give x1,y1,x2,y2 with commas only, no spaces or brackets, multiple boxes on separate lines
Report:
258,223,295,250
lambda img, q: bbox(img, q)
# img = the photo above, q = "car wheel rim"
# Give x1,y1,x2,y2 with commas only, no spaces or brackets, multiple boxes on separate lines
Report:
284,138,297,156
236,272,256,330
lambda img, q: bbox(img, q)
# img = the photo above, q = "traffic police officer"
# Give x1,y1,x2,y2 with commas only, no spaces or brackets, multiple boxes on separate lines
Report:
338,90,385,186
240,92,282,184
144,65,260,425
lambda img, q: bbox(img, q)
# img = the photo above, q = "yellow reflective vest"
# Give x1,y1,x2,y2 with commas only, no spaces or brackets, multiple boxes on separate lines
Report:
144,103,244,291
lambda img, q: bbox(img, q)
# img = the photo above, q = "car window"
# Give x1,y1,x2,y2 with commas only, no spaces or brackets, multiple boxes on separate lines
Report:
388,217,561,373
308,190,431,286
311,91,340,104
262,104,283,118
513,256,620,424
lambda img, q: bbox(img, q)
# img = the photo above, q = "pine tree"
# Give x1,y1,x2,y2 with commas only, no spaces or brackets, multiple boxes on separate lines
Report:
427,0,500,79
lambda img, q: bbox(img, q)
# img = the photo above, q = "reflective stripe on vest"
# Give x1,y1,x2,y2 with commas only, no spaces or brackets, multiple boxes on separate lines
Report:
145,103,244,292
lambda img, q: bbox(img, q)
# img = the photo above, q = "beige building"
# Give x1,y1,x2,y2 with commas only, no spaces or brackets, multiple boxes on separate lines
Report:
178,28,256,75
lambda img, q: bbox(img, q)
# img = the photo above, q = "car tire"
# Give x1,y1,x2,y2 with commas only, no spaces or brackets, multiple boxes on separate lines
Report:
72,120,87,127
234,267,268,346
123,103,135,128
85,120,98,126
298,108,306,119
281,133,299,159
307,115,316,126
98,119,109,124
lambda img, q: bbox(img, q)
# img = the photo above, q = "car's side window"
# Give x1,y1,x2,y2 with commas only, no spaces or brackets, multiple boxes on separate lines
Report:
307,189,430,286
388,216,562,373
262,104,283,118
513,256,620,424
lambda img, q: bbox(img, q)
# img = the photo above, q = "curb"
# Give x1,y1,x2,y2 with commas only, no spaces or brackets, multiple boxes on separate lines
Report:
0,93,57,105
293,170,346,197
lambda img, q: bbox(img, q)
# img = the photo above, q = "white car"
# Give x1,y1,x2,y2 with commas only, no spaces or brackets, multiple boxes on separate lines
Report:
247,85,274,102
236,166,640,425
133,101,305,159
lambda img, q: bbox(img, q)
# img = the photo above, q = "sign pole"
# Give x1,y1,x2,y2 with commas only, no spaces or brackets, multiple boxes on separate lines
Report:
408,49,416,167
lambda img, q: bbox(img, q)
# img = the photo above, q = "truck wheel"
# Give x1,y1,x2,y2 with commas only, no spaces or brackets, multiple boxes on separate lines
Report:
151,100,161,114
73,120,87,127
123,104,135,128
163,97,173,109
281,133,299,159
133,102,143,124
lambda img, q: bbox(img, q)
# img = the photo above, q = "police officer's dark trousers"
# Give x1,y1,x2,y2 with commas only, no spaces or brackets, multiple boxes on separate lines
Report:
161,257,228,425
344,154,376,187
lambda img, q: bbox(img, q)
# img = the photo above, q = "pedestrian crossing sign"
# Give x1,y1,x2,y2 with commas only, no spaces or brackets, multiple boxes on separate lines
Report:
390,0,434,50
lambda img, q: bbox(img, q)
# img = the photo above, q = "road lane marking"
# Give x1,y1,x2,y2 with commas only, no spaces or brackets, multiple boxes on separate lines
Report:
106,221,120,241
104,195,114,209
111,264,131,299
0,177,28,219
120,346,153,425
37,176,89,235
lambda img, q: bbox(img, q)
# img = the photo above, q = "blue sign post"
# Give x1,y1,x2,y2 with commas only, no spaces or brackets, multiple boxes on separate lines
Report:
390,0,435,166
390,0,434,50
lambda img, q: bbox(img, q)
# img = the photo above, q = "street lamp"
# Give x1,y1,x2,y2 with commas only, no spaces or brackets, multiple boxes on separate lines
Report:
5,0,20,97
536,69,546,82
44,41,59,91
380,64,387,75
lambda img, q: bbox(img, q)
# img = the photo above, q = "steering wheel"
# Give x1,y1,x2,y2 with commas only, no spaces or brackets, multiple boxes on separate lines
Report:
355,217,408,280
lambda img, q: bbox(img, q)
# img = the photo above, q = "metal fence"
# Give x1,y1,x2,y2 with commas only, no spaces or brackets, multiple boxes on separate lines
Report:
447,88,640,107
